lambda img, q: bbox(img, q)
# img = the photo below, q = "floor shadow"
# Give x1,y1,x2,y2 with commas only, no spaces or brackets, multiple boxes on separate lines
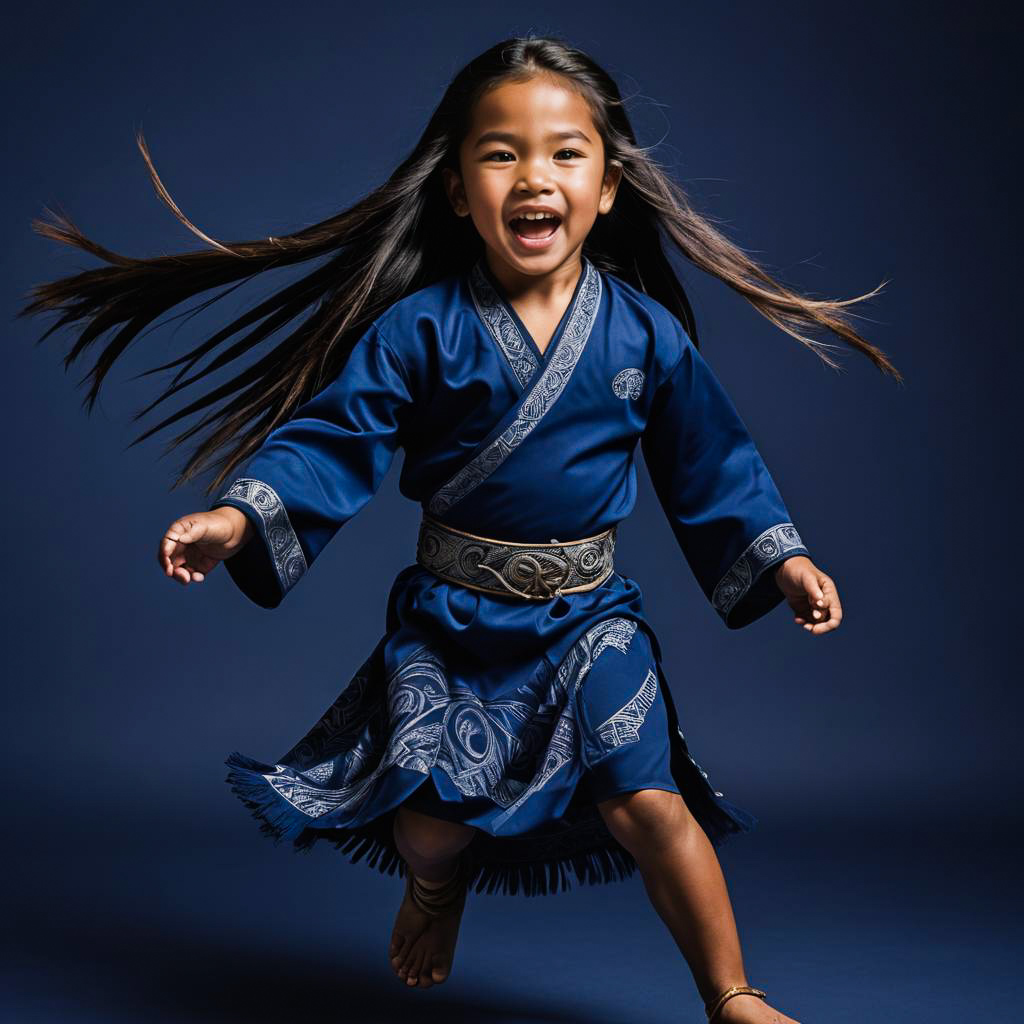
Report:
7,816,1023,1023
7,908,612,1024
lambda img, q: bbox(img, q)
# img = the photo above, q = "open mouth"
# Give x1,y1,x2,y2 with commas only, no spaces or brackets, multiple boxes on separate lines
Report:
507,212,562,248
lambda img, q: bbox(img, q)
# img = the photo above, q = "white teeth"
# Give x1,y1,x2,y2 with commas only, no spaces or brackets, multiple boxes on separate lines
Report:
515,212,557,220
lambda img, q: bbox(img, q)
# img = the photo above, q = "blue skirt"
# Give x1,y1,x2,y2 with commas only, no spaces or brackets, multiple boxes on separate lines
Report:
224,564,757,897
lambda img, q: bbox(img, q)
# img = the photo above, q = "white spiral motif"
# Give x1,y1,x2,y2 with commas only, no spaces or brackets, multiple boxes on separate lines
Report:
214,478,308,596
611,367,645,400
711,522,808,621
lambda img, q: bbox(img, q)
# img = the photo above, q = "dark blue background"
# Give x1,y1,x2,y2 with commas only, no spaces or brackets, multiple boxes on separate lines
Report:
6,3,1017,1022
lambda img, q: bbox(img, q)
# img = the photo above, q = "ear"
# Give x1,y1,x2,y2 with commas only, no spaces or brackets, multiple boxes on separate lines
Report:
442,167,471,217
598,160,623,215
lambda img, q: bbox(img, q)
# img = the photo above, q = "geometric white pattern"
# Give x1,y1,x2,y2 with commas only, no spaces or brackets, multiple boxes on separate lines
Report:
595,667,658,748
611,367,645,400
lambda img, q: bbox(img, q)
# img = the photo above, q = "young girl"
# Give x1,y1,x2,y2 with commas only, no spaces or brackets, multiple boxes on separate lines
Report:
24,35,898,1024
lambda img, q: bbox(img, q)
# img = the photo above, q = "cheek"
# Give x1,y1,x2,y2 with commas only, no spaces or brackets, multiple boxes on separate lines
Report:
465,187,507,241
480,184,509,221
566,183,603,219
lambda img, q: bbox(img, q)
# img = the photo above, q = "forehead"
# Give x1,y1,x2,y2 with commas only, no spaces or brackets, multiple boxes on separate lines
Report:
466,75,597,140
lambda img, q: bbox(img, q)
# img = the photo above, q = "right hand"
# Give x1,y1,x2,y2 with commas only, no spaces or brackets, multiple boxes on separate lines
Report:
158,507,251,586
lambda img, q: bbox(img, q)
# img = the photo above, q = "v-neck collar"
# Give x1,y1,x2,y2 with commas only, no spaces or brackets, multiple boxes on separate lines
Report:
468,256,595,388
429,260,603,517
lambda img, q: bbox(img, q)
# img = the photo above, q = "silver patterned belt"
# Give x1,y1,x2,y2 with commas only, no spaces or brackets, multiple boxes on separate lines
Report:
416,515,617,600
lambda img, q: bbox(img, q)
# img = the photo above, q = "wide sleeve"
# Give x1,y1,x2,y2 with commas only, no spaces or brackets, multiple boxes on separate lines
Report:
640,330,811,629
208,324,414,609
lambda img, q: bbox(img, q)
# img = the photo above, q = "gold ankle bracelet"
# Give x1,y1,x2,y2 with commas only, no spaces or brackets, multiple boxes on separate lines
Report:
705,985,768,1022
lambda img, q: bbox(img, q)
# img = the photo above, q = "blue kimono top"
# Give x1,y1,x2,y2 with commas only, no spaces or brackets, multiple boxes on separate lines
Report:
214,255,810,897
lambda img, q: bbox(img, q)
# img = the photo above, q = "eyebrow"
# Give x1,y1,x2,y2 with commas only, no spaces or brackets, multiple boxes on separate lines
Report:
473,129,593,148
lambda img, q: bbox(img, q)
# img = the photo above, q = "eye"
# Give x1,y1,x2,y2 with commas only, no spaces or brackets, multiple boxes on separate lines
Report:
555,149,583,159
484,151,515,162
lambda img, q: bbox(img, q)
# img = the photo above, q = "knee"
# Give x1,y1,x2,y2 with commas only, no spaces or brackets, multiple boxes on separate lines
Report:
597,788,695,853
394,806,475,863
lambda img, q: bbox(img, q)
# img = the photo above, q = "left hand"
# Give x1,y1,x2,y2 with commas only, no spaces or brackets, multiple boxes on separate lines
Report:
773,555,843,635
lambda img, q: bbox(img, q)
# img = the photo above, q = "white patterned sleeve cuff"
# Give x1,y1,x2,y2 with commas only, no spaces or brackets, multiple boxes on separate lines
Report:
212,478,308,607
711,523,809,628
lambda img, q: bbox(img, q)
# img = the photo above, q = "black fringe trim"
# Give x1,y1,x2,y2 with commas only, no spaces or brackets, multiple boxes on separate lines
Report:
225,751,640,898
223,632,759,900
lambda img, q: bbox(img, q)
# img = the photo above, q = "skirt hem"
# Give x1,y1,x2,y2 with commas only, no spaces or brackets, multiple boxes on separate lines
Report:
222,609,760,899
224,750,642,897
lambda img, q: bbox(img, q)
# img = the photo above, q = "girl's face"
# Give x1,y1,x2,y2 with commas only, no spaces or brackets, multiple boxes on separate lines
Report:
444,74,621,281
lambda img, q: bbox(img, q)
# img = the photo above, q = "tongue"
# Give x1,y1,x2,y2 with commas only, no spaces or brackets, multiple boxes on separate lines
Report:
513,218,558,239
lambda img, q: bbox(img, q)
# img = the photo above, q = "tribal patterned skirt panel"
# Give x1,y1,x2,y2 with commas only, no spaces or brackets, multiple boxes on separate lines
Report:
224,563,757,897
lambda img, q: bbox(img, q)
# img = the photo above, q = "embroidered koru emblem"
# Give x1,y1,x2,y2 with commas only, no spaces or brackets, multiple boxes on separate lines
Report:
612,367,644,400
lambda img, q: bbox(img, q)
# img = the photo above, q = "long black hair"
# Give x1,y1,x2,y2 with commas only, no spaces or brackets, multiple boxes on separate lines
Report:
19,34,899,494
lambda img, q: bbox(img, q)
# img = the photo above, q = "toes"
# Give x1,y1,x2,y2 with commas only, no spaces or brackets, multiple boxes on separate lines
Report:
396,934,421,977
395,943,414,981
405,947,425,986
430,955,450,984
392,944,409,976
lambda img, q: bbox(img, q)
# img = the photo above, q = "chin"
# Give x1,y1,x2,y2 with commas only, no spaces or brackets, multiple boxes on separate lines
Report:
504,246,571,269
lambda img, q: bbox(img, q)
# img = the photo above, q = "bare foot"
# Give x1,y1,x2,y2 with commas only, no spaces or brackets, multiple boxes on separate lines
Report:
716,994,801,1023
388,866,468,988
388,874,433,981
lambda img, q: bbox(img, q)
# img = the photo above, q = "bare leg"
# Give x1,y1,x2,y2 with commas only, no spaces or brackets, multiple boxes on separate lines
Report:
388,804,476,989
598,789,800,1024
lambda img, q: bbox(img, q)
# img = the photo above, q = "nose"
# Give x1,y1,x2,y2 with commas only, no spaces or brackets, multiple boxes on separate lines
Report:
516,155,554,194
